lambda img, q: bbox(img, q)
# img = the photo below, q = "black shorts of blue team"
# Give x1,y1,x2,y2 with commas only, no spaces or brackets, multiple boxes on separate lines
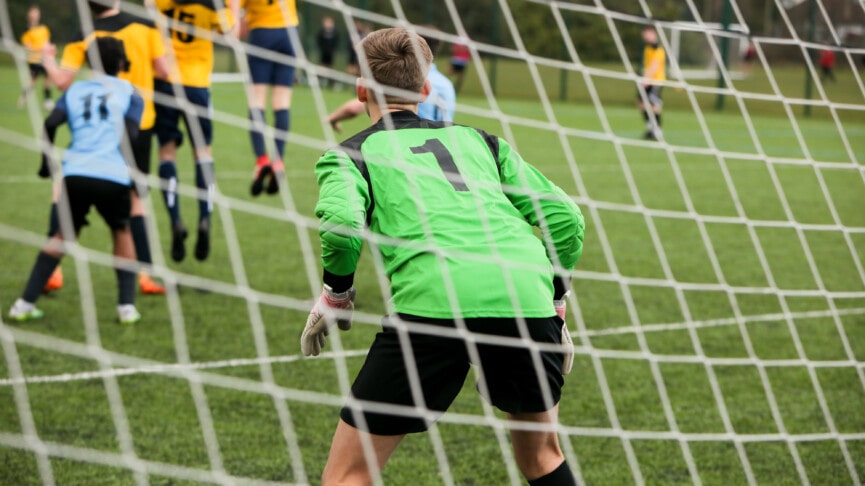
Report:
637,84,663,107
56,176,132,234
341,314,567,436
153,79,213,149
247,27,297,86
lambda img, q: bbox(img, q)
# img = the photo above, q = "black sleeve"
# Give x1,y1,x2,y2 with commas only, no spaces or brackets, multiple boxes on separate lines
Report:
124,117,140,146
40,108,68,178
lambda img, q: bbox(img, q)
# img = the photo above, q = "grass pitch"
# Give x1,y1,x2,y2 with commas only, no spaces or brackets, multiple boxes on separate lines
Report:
0,56,864,485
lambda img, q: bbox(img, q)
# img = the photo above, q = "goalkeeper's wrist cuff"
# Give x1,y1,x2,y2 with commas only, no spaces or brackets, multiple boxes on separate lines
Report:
323,269,354,294
553,275,570,301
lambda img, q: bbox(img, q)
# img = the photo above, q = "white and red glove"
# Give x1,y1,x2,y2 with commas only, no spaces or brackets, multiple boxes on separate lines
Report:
554,291,574,375
301,285,356,357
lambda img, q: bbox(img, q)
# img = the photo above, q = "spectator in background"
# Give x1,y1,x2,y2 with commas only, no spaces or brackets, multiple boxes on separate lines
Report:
742,38,757,78
317,15,339,88
449,36,470,93
819,47,836,82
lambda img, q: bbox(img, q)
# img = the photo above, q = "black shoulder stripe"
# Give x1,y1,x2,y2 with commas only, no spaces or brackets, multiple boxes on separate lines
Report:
474,128,501,175
337,127,380,226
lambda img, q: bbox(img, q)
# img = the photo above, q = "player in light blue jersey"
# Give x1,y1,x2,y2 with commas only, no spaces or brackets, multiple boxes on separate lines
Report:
414,33,455,122
8,37,145,325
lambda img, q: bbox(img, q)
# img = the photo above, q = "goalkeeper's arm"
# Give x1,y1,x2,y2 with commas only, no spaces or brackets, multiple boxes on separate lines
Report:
497,137,585,298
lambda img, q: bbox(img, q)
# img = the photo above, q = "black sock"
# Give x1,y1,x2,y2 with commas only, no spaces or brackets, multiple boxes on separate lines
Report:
642,110,649,121
116,268,136,305
43,87,51,100
22,252,61,303
130,215,152,266
158,161,181,225
274,109,290,161
47,203,59,237
528,461,576,486
195,158,214,223
655,113,662,128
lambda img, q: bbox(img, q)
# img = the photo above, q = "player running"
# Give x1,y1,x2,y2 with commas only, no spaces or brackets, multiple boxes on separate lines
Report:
42,0,169,295
149,0,237,262
241,0,298,196
18,5,55,110
637,25,665,141
9,37,144,324
302,28,584,486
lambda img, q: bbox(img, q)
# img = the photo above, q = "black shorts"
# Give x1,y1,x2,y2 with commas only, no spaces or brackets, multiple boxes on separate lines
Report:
28,63,46,78
341,314,566,436
637,84,663,108
154,79,213,149
450,62,467,74
60,176,131,233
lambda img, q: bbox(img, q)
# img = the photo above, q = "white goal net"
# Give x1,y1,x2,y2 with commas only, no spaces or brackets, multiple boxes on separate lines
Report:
1,0,864,484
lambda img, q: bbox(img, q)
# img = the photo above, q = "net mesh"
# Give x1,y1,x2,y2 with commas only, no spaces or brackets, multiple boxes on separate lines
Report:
1,0,864,484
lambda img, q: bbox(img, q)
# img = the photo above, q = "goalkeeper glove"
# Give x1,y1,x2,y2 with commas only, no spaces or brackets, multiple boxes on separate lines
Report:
553,292,574,376
301,285,356,357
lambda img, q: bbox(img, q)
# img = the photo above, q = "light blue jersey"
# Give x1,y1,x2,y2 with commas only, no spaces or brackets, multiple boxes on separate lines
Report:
57,75,143,185
418,64,456,122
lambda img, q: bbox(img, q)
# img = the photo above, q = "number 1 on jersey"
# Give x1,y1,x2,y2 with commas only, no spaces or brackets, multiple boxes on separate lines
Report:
410,139,468,192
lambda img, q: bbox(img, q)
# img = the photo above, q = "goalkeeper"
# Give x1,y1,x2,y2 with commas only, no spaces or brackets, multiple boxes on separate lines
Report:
303,28,584,486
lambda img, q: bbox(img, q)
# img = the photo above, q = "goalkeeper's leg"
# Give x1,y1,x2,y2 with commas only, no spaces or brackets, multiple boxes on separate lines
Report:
510,406,577,485
320,419,404,486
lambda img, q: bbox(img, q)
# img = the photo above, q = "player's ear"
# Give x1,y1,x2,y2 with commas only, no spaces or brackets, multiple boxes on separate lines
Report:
356,78,368,103
418,79,431,103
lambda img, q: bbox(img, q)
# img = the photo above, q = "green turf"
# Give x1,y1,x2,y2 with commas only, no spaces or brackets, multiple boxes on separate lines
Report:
0,53,863,486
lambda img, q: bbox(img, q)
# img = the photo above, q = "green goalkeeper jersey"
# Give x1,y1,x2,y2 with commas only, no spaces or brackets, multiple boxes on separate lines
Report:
315,111,584,318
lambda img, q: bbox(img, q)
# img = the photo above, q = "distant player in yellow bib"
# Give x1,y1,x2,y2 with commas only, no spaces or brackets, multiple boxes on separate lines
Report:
42,0,170,295
149,0,237,263
241,0,299,196
637,26,665,141
19,5,54,110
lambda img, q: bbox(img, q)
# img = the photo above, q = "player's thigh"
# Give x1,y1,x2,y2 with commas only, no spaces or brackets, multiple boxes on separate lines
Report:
648,86,663,108
59,176,100,233
84,178,132,230
153,80,184,150
247,28,282,85
470,317,565,414
341,316,470,435
270,27,297,88
180,86,213,149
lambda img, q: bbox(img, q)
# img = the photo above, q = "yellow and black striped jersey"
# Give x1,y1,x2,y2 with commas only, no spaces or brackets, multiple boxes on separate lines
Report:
61,13,166,129
154,0,236,87
642,43,666,83
21,25,50,64
241,0,298,30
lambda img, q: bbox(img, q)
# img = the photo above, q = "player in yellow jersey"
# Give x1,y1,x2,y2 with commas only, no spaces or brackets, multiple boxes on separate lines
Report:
240,0,299,196
19,5,54,110
637,25,665,141
637,26,667,140
149,0,237,262
41,0,170,295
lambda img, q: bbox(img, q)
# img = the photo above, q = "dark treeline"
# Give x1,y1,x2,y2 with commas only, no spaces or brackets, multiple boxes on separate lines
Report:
7,0,863,63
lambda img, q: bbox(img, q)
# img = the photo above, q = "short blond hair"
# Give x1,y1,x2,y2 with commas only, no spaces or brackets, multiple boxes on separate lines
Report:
358,27,432,104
